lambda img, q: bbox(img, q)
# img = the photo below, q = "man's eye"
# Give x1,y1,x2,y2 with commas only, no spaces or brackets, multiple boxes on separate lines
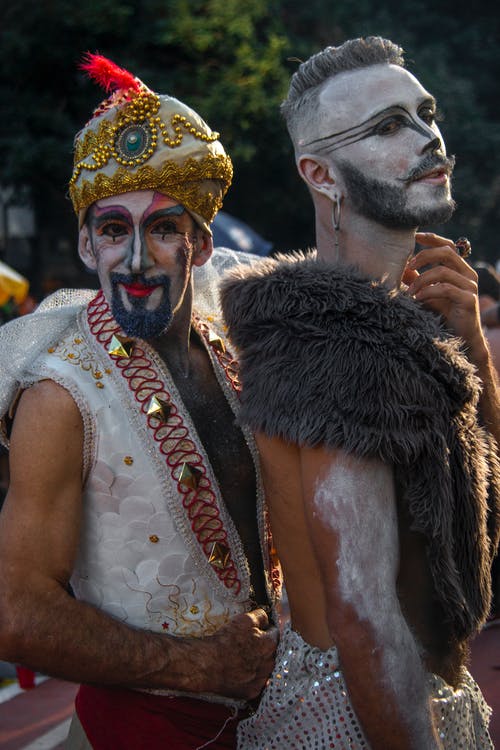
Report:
419,108,436,125
101,222,127,238
375,116,405,135
151,220,178,236
419,107,443,126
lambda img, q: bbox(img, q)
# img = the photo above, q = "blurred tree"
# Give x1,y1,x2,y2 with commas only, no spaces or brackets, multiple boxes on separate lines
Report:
1,0,141,292
0,0,291,290
141,0,293,247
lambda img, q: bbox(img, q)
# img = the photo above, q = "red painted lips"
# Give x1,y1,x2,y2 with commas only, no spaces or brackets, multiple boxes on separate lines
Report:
122,283,160,298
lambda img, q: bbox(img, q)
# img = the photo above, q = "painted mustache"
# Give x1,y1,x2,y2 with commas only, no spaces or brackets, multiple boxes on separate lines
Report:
403,154,456,183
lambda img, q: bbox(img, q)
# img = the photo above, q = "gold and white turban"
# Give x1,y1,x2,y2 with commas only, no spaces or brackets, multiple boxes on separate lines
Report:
69,54,233,234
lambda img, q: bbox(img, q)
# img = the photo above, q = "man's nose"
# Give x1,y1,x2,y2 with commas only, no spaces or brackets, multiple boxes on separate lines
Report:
421,135,443,156
130,232,154,274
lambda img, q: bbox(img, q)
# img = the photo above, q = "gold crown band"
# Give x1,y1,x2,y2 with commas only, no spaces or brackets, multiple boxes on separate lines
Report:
69,154,233,222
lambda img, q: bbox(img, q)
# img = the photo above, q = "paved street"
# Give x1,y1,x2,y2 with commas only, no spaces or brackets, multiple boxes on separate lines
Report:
0,676,77,750
0,623,498,749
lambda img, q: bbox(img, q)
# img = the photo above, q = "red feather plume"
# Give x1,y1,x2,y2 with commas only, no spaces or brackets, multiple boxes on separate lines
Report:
79,52,141,94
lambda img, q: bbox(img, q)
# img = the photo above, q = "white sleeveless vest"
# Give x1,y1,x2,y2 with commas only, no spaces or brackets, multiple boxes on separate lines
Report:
29,291,276,638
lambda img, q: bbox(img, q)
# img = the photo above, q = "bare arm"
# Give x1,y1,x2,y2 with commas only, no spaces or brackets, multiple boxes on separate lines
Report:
485,327,500,377
301,445,442,750
404,232,500,445
0,380,276,697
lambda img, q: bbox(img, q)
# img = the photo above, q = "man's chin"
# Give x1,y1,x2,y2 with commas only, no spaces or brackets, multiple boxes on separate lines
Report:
414,198,457,227
107,274,173,339
118,319,171,340
378,198,456,230
112,304,173,340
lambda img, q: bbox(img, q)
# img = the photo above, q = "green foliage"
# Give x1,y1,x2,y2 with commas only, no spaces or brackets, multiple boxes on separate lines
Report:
0,0,293,263
0,0,499,273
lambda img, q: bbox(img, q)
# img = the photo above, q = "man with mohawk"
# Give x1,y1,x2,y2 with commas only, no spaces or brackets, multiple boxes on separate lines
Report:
0,55,277,749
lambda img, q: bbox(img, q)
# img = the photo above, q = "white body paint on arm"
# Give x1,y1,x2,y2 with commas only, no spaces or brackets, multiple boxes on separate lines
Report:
308,451,442,749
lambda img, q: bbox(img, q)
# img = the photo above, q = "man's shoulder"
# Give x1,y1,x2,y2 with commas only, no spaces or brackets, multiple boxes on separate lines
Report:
0,289,96,427
220,250,439,350
17,379,81,417
35,288,96,314
221,256,476,459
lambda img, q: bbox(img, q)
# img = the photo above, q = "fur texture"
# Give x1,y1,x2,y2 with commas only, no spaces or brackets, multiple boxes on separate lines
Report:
220,252,500,640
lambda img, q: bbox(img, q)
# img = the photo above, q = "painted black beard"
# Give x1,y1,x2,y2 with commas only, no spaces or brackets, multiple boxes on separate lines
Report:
336,160,457,229
110,272,172,339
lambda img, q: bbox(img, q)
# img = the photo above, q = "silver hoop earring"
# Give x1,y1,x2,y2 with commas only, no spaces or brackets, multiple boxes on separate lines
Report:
331,195,342,259
332,194,342,231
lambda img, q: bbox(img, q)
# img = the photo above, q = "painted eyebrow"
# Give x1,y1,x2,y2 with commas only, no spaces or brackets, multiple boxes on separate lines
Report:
162,205,185,216
92,208,132,226
91,204,185,227
302,98,437,154
142,206,187,230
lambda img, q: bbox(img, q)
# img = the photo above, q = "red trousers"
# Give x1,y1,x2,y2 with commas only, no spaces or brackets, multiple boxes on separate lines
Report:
76,684,247,749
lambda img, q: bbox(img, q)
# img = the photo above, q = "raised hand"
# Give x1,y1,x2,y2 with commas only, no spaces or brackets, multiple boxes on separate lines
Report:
403,232,500,443
402,232,486,363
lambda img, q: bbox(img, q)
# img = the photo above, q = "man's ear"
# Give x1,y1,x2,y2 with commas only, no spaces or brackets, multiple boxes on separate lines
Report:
298,154,339,200
192,232,214,268
78,225,97,271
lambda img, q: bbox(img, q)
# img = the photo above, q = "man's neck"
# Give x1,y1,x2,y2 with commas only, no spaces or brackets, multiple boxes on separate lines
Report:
316,208,417,289
147,286,194,378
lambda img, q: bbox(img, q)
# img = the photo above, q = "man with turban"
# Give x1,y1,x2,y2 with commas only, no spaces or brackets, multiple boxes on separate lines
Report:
0,55,278,749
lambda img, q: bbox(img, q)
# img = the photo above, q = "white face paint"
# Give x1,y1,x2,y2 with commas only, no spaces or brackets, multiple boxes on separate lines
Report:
78,190,212,338
317,65,450,192
313,456,431,731
309,65,455,229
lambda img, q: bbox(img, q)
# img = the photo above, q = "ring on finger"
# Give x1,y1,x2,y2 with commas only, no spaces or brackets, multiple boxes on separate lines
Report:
454,237,472,259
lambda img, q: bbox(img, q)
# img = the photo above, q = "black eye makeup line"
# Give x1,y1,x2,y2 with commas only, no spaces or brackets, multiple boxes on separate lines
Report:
92,204,186,230
302,104,436,155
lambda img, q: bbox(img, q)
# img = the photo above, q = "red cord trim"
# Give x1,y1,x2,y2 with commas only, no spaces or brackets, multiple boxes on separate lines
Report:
87,291,241,593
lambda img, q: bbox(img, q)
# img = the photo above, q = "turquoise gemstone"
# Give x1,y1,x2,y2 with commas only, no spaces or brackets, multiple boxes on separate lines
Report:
116,122,152,162
126,131,143,152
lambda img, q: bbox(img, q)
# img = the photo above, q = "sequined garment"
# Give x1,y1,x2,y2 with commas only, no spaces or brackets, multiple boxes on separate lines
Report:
237,625,493,749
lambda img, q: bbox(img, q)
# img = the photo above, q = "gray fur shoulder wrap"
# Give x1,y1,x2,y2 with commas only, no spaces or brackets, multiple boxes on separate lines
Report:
220,252,500,639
